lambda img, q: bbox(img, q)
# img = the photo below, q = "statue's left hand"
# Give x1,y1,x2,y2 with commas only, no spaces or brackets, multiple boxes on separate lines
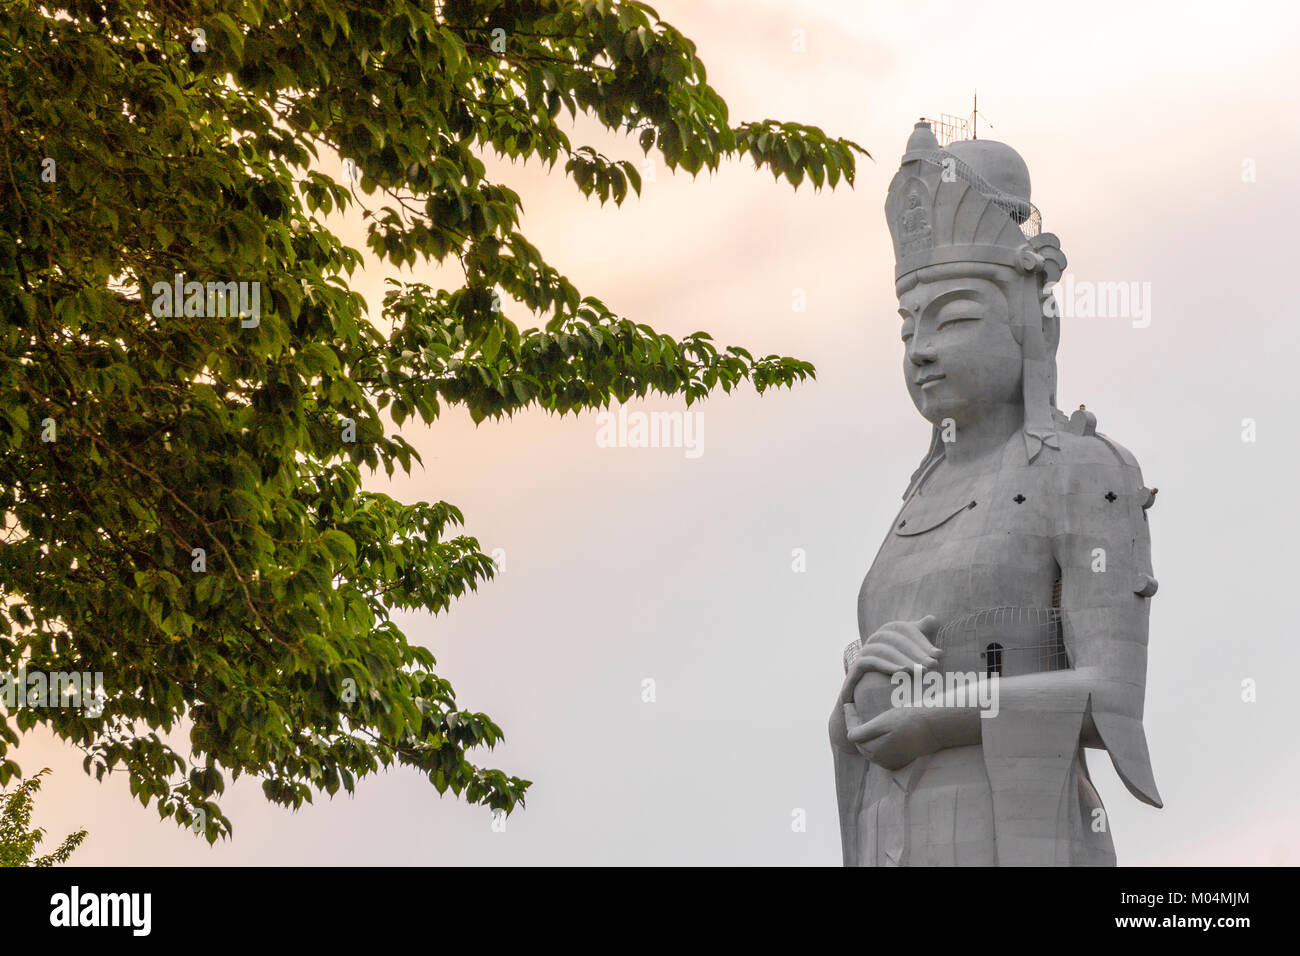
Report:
847,705,977,770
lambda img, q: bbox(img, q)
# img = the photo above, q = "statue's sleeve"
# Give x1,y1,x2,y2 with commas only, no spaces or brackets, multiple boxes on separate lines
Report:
1051,434,1162,808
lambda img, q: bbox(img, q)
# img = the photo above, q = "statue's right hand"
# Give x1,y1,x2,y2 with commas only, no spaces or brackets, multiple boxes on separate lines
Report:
830,616,943,752
839,615,943,704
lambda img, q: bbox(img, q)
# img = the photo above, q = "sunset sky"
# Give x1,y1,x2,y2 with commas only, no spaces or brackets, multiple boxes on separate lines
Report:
19,0,1300,865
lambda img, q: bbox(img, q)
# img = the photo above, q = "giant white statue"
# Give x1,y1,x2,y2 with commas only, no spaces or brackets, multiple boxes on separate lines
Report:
829,121,1163,866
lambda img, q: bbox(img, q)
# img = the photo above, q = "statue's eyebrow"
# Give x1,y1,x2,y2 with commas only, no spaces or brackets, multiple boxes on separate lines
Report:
921,287,984,317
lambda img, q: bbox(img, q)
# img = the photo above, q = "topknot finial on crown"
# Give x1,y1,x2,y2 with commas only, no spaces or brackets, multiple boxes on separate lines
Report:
904,119,941,156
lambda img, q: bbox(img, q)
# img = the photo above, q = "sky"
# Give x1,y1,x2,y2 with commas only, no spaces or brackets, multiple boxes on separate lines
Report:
16,0,1300,865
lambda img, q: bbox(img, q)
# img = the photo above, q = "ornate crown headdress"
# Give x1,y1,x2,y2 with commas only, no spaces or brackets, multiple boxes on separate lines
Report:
885,121,1069,476
886,120,1065,281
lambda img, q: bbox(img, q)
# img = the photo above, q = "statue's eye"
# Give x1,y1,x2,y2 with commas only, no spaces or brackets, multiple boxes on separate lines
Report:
938,315,979,330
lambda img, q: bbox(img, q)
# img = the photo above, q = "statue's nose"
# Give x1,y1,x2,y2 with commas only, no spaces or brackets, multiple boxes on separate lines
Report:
908,338,937,365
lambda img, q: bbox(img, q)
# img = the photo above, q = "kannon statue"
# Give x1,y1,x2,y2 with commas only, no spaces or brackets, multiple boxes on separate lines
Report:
829,121,1163,866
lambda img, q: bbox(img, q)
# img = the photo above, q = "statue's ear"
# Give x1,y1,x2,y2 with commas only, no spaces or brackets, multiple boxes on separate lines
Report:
1041,296,1061,354
1029,233,1066,356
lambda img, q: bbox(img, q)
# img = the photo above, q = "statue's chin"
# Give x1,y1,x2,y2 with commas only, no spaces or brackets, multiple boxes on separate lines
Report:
915,399,966,428
914,394,1021,430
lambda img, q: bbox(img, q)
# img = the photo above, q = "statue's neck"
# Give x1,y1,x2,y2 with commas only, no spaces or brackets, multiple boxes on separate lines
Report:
939,402,1025,469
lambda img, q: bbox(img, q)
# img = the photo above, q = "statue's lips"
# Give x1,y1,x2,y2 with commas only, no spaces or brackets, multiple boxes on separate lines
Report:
917,373,945,388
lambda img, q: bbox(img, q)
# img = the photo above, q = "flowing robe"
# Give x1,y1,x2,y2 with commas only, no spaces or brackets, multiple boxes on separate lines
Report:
834,429,1162,866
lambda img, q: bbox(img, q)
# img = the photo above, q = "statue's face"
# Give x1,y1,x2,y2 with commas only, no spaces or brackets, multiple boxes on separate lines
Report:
896,263,1025,428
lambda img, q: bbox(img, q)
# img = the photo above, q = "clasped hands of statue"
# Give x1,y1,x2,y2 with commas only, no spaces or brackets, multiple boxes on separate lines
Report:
829,614,982,770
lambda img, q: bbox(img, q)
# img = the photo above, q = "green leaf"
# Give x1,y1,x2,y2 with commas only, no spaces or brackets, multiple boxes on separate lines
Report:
481,323,503,363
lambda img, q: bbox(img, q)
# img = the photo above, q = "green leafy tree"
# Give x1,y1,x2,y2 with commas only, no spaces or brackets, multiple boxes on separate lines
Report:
0,0,867,841
0,768,88,866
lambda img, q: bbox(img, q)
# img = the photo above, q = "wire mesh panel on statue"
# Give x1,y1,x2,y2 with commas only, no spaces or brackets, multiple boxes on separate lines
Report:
935,606,1069,678
842,606,1070,678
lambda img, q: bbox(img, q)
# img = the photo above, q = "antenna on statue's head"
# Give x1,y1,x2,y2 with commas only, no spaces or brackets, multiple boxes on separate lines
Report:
922,94,993,146
970,91,996,141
